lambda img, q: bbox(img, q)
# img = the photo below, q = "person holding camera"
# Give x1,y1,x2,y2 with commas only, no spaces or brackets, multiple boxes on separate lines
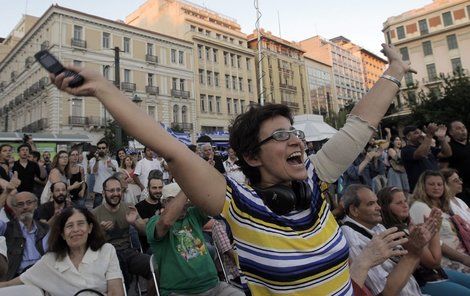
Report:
89,141,118,208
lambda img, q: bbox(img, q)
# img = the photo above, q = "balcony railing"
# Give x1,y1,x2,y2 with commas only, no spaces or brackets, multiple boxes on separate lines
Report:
68,116,88,126
21,118,49,133
145,85,159,95
171,89,190,99
121,82,136,92
71,38,87,48
88,116,106,127
171,122,193,130
145,54,158,64
279,83,297,92
41,41,50,51
281,100,299,108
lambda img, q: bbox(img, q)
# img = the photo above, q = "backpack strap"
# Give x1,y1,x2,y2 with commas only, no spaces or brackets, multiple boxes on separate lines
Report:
343,221,373,240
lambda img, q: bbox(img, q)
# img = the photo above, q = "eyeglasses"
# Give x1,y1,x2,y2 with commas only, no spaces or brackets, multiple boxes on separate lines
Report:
104,188,122,194
59,155,69,159
16,200,37,208
255,129,305,148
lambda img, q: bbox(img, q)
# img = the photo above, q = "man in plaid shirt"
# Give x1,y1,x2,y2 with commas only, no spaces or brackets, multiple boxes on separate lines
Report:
212,219,240,284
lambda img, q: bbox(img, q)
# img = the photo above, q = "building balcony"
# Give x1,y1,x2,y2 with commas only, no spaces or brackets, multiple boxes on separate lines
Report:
281,100,299,109
171,122,193,130
68,116,88,126
88,116,106,127
145,54,158,64
39,77,49,88
171,89,190,99
21,118,49,133
14,94,24,105
145,85,159,95
71,38,87,48
40,40,50,51
279,83,297,92
121,82,136,92
25,56,34,68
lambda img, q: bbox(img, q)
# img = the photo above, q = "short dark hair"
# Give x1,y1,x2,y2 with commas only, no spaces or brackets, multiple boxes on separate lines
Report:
187,144,197,153
102,176,121,190
402,125,418,137
97,140,108,148
30,151,41,161
147,169,163,188
50,181,68,192
17,143,31,153
229,103,293,185
0,144,12,151
342,184,372,215
48,207,106,260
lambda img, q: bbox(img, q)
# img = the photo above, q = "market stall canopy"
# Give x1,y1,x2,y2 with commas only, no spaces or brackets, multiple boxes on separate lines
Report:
293,114,337,142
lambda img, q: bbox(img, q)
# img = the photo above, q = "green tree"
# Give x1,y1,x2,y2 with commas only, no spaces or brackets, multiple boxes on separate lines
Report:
410,71,470,127
325,102,355,129
102,120,128,153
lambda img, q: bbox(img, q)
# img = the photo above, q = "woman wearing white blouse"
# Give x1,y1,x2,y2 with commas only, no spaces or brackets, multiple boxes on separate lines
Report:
0,207,124,295
442,168,470,222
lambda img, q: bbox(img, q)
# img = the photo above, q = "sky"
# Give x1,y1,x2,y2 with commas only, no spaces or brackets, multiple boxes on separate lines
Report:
0,0,433,56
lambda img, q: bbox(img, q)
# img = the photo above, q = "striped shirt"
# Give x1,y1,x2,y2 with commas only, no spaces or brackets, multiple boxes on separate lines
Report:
221,159,352,295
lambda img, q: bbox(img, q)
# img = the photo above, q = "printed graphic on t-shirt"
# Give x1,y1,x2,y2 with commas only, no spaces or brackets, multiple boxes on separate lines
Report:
174,225,206,261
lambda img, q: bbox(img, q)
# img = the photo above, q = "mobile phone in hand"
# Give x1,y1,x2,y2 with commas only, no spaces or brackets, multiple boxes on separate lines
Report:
34,50,84,88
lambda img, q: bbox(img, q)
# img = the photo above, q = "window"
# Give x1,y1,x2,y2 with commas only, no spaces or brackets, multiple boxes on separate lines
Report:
147,43,154,55
123,37,130,53
451,58,462,73
237,55,241,68
173,105,179,123
418,19,429,35
208,95,214,112
172,78,178,90
231,54,235,67
404,72,414,86
225,75,230,89
73,25,83,40
200,95,206,112
102,32,110,48
396,26,405,39
180,79,185,91
248,79,253,92
468,6,470,19
386,31,391,44
182,106,188,123
190,25,196,32
213,49,218,63
216,97,221,113
426,63,437,81
227,98,232,114
179,51,184,64
147,73,154,86
206,47,211,61
239,78,243,91
234,99,238,114
399,47,409,61
422,41,433,56
102,65,110,79
207,71,212,86
124,69,131,82
246,58,251,70
73,60,82,67
198,45,203,59
240,100,245,113
148,106,156,119
171,49,177,63
199,70,205,84
214,72,220,87
232,76,237,90
224,52,229,65
447,34,458,50
443,11,453,26
71,98,82,117
205,30,211,36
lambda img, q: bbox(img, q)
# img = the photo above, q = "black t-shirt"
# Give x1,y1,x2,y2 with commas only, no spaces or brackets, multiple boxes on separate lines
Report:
135,199,161,252
447,139,470,204
12,160,42,193
0,165,9,181
402,144,440,191
36,201,55,222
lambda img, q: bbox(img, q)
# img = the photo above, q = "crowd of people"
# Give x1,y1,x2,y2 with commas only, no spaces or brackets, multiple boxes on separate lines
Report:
0,43,470,296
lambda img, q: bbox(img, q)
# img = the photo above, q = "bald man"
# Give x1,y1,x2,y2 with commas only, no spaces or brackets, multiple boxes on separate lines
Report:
0,192,49,280
201,143,225,174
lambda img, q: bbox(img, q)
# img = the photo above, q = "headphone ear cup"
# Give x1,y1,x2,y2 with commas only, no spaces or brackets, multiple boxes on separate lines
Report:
292,181,312,211
255,185,296,216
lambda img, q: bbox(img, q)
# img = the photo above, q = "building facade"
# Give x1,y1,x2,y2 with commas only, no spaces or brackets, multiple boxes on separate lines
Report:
304,56,336,116
126,0,258,133
300,36,366,111
0,5,196,143
247,29,311,115
383,0,470,113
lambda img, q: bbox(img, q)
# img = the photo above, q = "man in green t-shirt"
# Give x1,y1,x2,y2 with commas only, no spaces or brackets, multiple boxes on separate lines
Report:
146,183,243,296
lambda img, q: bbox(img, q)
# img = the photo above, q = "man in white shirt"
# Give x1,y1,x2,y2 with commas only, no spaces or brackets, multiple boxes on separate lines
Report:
88,140,118,208
133,147,162,192
340,184,435,296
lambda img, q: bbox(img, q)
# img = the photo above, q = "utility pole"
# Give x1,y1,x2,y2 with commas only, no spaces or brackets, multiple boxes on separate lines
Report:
255,0,264,105
113,47,122,149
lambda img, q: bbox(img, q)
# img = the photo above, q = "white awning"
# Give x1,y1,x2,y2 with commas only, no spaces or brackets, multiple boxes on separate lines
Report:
293,114,338,142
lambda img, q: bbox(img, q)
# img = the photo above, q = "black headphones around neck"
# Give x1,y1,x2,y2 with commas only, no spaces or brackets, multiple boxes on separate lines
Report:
255,180,312,215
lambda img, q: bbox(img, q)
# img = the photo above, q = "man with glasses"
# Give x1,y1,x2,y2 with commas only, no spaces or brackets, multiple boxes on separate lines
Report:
0,192,49,280
89,140,118,208
92,176,155,295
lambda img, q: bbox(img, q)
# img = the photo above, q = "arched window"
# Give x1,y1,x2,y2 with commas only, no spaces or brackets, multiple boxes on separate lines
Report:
173,104,179,123
182,105,188,123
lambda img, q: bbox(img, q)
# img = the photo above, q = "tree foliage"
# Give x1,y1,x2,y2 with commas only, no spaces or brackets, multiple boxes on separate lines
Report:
410,71,470,127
